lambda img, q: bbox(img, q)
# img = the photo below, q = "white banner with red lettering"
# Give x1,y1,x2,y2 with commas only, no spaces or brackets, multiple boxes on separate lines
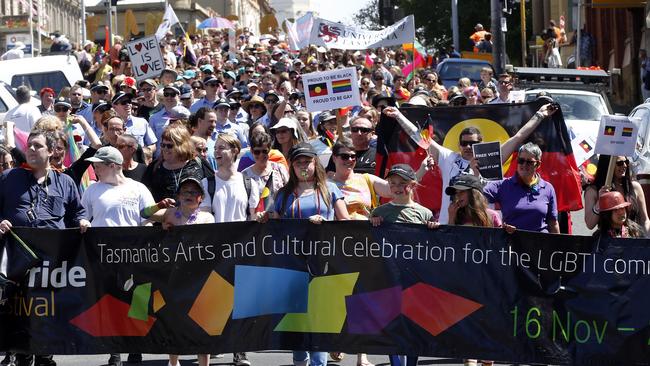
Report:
309,15,415,50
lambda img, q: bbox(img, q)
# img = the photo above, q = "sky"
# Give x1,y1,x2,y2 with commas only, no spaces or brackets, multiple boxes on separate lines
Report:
317,0,371,25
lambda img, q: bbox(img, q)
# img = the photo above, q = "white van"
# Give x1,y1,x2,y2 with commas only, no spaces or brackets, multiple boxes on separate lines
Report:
0,54,83,95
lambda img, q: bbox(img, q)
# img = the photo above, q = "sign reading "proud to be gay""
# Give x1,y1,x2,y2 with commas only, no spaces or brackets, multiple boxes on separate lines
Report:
303,67,361,112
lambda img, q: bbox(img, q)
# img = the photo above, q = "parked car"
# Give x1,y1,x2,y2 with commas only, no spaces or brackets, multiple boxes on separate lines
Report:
435,58,494,90
0,55,83,95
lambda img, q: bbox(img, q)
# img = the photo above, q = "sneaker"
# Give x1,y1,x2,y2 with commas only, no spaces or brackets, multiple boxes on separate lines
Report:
108,354,122,366
233,352,251,366
126,354,142,363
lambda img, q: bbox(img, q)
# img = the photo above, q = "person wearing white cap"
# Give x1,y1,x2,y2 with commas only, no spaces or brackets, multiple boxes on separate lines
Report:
0,41,25,60
149,85,182,158
81,146,172,366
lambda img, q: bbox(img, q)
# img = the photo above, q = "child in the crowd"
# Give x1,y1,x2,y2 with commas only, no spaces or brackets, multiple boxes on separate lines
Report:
370,163,438,366
164,177,214,366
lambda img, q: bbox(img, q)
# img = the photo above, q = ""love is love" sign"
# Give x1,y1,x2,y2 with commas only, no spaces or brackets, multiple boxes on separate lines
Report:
126,36,165,81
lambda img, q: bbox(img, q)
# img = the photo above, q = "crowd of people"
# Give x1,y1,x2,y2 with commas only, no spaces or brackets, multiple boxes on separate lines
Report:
0,24,644,366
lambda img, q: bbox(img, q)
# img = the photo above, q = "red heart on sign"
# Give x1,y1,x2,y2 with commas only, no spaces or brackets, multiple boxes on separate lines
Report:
140,64,149,73
135,43,142,52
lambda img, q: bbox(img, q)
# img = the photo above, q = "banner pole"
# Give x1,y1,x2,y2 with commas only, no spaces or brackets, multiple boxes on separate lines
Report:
603,155,617,190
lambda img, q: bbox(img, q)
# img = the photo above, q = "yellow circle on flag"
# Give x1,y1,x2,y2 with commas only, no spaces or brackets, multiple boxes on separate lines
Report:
315,86,321,94
442,118,512,173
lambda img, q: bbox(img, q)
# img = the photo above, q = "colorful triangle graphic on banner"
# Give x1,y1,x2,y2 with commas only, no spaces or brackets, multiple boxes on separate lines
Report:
402,283,482,336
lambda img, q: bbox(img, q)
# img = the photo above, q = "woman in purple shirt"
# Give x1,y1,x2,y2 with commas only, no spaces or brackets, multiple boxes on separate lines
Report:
483,142,560,233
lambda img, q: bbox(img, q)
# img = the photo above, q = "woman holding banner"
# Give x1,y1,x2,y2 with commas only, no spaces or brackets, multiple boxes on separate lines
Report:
584,155,650,235
483,142,560,233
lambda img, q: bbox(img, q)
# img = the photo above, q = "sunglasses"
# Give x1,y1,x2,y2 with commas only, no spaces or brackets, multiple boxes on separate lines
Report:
196,147,208,153
253,148,270,155
459,140,480,147
163,92,178,97
54,106,70,112
361,82,370,86
275,128,291,134
141,88,153,93
192,85,203,90
116,100,131,106
517,158,538,166
205,83,219,87
337,153,357,161
351,127,373,134
160,142,175,149
265,99,279,104
95,90,108,94
616,160,629,167
499,80,512,85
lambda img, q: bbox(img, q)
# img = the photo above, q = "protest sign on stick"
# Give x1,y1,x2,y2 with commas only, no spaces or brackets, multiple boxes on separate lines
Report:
303,67,360,112
126,36,165,81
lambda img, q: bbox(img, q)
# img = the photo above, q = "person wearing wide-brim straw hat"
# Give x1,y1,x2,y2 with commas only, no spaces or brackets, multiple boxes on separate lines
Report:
595,191,645,238
243,95,266,124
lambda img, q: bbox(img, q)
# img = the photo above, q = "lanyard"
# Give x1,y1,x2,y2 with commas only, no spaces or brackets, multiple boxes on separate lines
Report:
291,189,321,219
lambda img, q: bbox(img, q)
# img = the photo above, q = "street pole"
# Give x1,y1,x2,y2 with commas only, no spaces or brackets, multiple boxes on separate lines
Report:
81,0,87,43
105,0,112,49
520,0,527,66
452,0,459,52
576,0,581,68
29,0,34,57
37,0,42,55
491,0,505,74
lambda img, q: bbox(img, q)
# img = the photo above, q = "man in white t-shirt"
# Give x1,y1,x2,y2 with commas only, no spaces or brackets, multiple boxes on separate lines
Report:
82,146,156,226
80,146,157,366
4,85,41,131
385,103,557,223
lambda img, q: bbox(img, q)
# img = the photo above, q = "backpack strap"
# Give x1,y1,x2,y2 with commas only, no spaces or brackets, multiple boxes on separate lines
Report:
242,174,252,200
207,175,216,199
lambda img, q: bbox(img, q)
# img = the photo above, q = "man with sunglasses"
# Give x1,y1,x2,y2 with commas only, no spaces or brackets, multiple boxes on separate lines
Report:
385,102,557,224
327,116,377,175
490,73,514,104
150,85,183,157
136,79,161,120
112,92,157,158
190,76,221,113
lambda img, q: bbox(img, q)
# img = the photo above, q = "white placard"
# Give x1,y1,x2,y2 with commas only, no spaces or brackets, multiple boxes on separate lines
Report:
303,67,361,112
126,36,165,81
570,134,596,166
594,115,639,157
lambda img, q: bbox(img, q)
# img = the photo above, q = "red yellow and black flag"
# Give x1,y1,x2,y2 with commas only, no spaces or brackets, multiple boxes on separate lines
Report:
375,101,583,214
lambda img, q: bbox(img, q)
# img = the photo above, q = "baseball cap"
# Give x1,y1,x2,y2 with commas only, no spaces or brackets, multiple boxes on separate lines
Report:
200,64,214,73
90,82,109,93
177,177,205,196
139,79,158,88
182,70,197,79
86,146,123,165
386,164,416,181
288,142,317,161
445,174,484,196
111,91,132,104
53,97,71,108
224,71,237,80
213,98,230,109
318,111,336,123
179,84,192,99
163,85,180,95
169,105,191,120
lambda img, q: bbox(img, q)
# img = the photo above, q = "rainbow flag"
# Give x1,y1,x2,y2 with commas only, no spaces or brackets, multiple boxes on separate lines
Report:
364,53,374,69
64,123,93,192
332,78,352,93
402,40,427,82
622,127,634,137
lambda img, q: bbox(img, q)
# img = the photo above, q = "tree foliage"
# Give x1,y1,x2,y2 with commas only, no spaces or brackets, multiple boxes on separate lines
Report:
353,0,382,30
353,0,529,65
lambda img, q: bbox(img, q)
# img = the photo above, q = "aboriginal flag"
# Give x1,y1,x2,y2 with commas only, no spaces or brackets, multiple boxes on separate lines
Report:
376,101,583,213
308,82,328,97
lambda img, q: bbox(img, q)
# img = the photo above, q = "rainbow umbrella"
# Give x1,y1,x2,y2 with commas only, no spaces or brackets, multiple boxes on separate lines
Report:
197,17,235,29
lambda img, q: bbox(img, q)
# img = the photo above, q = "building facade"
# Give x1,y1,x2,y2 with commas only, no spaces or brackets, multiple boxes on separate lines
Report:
0,0,83,55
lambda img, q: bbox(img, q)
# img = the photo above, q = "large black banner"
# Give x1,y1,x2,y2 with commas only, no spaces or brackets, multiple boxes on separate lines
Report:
1,221,650,365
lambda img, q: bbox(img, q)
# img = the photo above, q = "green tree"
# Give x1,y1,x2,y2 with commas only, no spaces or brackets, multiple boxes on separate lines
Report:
353,0,382,30
353,0,530,65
